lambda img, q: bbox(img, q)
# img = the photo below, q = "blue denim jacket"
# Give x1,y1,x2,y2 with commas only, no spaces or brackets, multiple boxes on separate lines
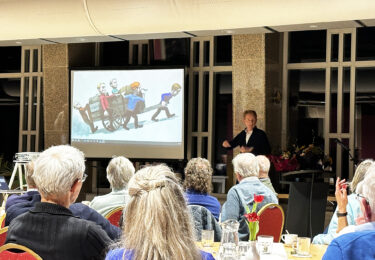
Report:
221,176,278,240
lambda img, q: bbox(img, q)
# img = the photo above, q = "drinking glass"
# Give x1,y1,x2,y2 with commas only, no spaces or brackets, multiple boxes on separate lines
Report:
257,235,273,254
201,230,214,248
238,241,250,257
221,243,237,260
297,237,311,256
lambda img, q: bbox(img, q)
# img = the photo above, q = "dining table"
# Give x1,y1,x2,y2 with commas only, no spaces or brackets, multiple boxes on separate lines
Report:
197,242,328,259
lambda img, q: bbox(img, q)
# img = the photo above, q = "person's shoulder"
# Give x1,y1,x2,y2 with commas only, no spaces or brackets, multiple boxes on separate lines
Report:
335,230,375,246
106,248,126,260
253,127,267,135
199,250,215,260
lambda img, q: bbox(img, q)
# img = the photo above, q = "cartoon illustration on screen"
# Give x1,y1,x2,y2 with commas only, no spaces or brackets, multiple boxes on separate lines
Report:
73,102,98,133
151,83,181,122
123,82,145,130
110,78,120,95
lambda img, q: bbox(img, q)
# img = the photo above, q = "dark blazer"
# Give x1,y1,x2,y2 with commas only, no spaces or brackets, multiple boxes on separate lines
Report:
5,192,121,240
6,202,112,260
228,126,271,155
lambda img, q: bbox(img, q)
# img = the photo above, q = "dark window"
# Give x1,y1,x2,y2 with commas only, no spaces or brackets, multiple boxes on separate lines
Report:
356,27,375,61
289,31,326,63
100,41,129,66
0,47,21,73
214,36,232,66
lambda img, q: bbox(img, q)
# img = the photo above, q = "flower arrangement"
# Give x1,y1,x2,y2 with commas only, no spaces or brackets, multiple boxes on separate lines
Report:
269,143,332,172
244,194,264,241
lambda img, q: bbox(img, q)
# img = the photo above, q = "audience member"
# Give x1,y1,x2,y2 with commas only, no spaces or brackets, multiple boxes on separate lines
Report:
221,153,278,240
323,165,375,259
313,159,374,244
5,145,112,260
90,156,134,216
5,161,39,211
256,155,276,194
106,165,214,260
4,157,121,240
183,157,221,220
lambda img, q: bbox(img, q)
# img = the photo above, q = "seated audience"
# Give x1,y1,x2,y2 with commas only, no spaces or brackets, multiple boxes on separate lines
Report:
5,145,112,260
256,155,276,194
90,156,134,216
5,161,39,211
323,165,375,259
4,158,120,240
313,159,374,244
183,157,221,220
221,153,278,240
106,165,214,260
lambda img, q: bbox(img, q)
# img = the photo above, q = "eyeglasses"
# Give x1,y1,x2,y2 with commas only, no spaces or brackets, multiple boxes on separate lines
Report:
356,193,369,204
80,173,88,183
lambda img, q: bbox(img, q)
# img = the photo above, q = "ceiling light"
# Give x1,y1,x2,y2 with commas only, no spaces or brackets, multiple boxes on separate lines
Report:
309,25,318,28
15,41,22,44
225,30,234,34
79,38,86,42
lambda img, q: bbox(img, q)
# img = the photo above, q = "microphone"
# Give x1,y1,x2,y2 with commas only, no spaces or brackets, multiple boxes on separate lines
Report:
334,138,349,151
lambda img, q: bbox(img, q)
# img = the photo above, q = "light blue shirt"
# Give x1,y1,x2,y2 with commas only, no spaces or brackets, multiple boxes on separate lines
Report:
89,188,130,217
313,193,361,245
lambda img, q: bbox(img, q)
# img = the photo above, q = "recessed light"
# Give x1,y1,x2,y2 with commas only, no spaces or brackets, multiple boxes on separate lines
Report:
15,41,22,44
225,30,234,34
309,25,318,28
79,38,86,42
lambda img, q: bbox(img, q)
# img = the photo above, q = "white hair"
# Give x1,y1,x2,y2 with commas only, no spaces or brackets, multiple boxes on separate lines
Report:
361,165,375,214
33,145,85,198
256,155,270,173
350,159,374,193
232,153,259,178
107,156,135,190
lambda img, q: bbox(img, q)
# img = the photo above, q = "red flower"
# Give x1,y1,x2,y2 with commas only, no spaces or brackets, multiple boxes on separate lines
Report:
254,194,264,203
244,212,259,222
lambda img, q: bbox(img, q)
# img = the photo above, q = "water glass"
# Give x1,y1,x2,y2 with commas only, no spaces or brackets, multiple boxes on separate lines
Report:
201,230,214,247
297,237,311,256
238,241,250,257
220,243,237,260
257,235,273,254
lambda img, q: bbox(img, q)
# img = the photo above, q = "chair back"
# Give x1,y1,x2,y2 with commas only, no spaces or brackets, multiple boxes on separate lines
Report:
0,227,8,247
256,203,284,242
0,214,6,228
104,206,124,227
187,205,221,242
0,243,42,259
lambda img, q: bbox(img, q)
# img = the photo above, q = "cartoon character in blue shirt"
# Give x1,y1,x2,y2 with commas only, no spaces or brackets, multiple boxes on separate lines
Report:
123,81,145,130
151,83,181,122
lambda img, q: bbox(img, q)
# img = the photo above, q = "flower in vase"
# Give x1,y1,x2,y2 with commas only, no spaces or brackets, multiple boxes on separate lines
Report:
244,194,264,241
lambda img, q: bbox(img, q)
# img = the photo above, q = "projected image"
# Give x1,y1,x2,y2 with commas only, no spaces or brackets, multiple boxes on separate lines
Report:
71,69,184,148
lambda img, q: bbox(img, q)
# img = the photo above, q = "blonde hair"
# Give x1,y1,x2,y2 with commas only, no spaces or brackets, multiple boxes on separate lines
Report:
106,156,134,190
350,159,374,193
121,165,201,260
183,158,212,193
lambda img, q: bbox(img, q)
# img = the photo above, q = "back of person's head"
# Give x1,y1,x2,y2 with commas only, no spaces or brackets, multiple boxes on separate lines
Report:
183,157,212,193
33,145,85,199
107,156,134,190
256,155,270,175
25,161,36,188
361,166,375,214
350,159,374,193
123,164,201,260
232,153,259,178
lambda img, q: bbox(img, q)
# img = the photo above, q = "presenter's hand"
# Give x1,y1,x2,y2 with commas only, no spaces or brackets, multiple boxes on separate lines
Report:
222,140,231,148
240,146,254,153
335,177,348,213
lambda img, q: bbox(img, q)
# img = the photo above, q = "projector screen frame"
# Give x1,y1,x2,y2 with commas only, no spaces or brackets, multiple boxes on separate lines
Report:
69,66,188,161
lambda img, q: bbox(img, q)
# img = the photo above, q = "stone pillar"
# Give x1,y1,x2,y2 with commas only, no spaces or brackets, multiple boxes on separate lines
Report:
42,44,69,148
